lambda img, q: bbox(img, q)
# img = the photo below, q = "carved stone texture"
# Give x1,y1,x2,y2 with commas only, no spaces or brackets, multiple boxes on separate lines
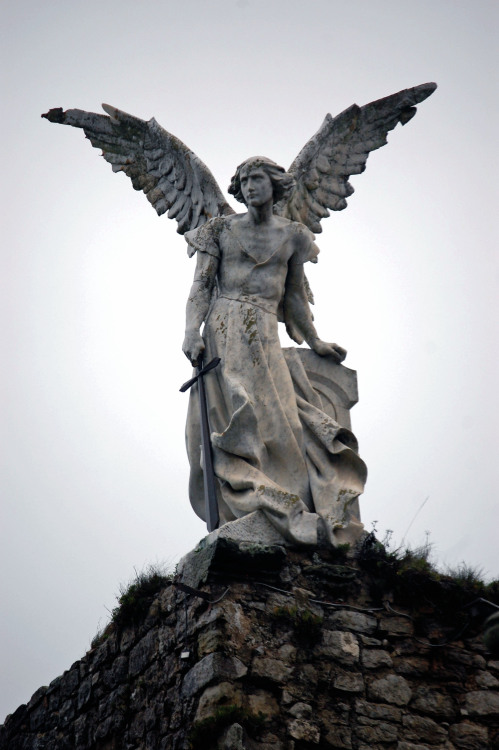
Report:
42,84,437,548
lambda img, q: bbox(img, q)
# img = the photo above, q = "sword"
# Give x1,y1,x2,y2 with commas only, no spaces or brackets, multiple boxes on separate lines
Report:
180,356,221,532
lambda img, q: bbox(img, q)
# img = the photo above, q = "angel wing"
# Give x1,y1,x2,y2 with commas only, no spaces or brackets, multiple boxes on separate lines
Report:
275,82,437,233
41,104,234,235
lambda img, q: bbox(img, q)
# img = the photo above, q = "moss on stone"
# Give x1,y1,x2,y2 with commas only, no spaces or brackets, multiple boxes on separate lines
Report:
271,605,323,643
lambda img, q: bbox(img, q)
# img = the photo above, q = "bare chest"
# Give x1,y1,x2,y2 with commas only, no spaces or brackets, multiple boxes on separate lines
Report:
231,224,290,265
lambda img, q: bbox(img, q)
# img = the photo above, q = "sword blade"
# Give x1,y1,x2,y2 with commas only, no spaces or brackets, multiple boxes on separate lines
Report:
197,357,220,532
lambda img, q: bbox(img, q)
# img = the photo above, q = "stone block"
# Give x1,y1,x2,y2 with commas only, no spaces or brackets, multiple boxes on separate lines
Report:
128,630,157,677
179,533,287,589
394,657,429,676
449,721,489,749
247,689,279,718
355,699,402,722
326,610,377,634
288,702,312,718
475,670,499,688
209,511,292,547
378,616,414,635
220,722,246,750
60,667,79,698
402,714,448,744
411,686,457,720
77,678,92,710
26,686,48,710
356,722,398,744
120,626,136,653
318,630,359,665
251,656,293,684
464,690,499,717
58,697,76,726
361,649,393,669
360,635,383,646
110,655,128,688
367,675,412,706
277,643,297,661
288,718,320,743
195,681,244,722
332,671,364,693
182,653,247,697
197,627,225,657
322,723,353,749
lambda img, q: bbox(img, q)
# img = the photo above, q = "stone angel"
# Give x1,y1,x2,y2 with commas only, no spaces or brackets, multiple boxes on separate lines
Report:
43,82,436,547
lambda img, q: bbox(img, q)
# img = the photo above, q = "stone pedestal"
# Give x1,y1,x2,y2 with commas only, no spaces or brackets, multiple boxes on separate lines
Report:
1,541,498,749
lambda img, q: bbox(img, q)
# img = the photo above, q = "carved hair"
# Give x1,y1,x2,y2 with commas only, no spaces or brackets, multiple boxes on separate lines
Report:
228,157,295,205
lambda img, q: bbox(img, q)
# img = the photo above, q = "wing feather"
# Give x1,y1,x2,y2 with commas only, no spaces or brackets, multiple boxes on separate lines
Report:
276,82,437,232
41,105,235,234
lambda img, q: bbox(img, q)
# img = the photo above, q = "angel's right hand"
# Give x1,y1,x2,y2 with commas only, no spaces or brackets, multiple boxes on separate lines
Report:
182,330,205,367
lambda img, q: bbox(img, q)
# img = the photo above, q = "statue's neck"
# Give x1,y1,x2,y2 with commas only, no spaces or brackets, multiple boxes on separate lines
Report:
246,200,274,226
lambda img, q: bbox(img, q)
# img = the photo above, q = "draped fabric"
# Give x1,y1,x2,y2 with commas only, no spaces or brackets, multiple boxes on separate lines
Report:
185,217,367,545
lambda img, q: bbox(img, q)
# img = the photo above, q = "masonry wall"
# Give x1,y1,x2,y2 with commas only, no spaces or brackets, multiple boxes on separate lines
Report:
1,541,498,750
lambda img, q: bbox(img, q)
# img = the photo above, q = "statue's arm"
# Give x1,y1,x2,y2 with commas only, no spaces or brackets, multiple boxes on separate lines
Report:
284,263,346,363
182,252,219,366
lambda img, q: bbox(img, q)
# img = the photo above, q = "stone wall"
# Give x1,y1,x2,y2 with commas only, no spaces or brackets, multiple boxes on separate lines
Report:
1,540,498,749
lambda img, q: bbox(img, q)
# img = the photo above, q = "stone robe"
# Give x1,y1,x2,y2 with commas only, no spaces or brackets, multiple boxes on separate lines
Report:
185,216,367,546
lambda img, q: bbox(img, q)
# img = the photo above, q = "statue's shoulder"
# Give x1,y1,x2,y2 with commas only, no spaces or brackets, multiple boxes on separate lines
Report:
284,218,316,247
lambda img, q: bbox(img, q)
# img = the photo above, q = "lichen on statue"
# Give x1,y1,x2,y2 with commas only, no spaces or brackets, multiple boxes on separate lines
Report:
182,157,367,546
43,83,437,546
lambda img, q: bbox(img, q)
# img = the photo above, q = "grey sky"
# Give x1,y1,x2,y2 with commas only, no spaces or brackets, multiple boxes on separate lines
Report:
1,0,498,721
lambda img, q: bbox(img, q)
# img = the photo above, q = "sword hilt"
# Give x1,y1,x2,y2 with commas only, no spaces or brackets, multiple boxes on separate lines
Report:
179,357,221,392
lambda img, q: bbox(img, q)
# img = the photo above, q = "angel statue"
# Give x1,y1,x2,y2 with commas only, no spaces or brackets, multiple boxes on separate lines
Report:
42,82,436,547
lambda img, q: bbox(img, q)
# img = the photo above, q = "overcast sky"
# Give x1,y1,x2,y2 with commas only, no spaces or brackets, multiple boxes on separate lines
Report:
1,0,498,722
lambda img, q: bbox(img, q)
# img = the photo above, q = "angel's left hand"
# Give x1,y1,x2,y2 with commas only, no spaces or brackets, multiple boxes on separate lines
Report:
312,339,347,363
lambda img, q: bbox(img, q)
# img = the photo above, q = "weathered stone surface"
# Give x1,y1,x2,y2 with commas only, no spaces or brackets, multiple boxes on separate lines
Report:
197,626,225,657
475,670,499,688
326,610,377,634
195,681,244,722
60,667,79,698
402,713,448,744
77,678,92,710
220,722,246,750
1,547,496,750
355,699,402,722
449,721,489,749
288,702,312,718
394,657,430,676
182,653,247,696
288,718,320,743
411,686,457,720
319,630,359,665
323,723,353,749
129,630,157,676
333,671,364,693
464,690,499,717
361,649,393,669
247,690,279,718
379,616,414,635
356,722,398,744
368,674,412,705
251,656,293,683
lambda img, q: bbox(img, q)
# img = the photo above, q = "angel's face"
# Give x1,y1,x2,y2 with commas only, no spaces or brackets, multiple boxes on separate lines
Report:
240,167,273,207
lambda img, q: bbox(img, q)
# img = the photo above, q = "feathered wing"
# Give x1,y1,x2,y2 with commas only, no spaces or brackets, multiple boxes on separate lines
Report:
42,105,234,234
275,82,437,233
